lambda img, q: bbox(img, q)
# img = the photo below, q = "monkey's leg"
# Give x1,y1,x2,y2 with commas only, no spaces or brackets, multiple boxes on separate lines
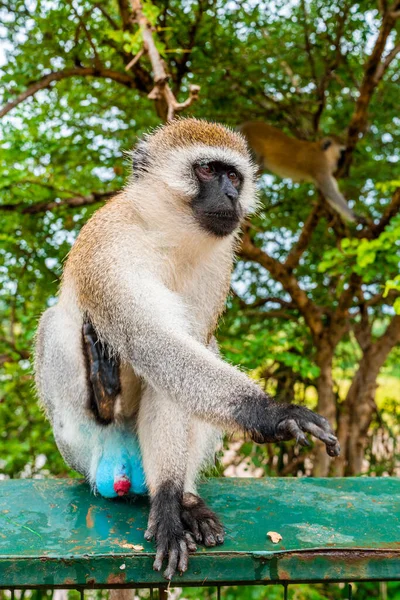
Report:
138,385,194,580
35,306,145,496
181,419,224,547
82,321,120,425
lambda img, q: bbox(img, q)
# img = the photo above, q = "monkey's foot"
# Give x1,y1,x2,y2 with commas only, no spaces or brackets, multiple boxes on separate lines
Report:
181,492,224,547
145,484,195,580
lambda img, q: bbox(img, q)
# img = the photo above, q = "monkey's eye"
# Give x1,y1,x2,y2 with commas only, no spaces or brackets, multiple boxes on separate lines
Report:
227,170,240,187
195,163,215,180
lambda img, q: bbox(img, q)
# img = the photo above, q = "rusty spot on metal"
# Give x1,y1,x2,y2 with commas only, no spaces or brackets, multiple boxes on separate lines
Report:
284,549,400,561
375,541,400,549
279,569,290,580
86,506,94,529
107,573,127,584
63,579,75,585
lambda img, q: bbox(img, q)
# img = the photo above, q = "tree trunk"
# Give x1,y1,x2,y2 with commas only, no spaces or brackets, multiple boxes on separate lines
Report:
335,358,380,475
346,366,378,475
313,347,336,476
334,315,400,476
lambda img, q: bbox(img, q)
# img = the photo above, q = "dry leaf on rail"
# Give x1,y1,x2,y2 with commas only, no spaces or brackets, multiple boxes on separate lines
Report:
267,531,282,543
121,543,144,551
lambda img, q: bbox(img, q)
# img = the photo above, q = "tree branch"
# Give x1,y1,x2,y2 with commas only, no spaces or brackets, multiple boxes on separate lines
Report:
374,42,400,83
365,287,400,307
353,292,372,352
370,314,400,366
130,0,200,120
369,187,400,238
239,229,323,338
231,289,295,310
328,188,400,333
174,0,207,91
117,0,134,30
334,272,363,324
339,6,400,174
0,67,141,118
300,0,318,84
312,3,350,131
94,3,120,29
284,202,322,271
0,191,114,214
68,1,102,69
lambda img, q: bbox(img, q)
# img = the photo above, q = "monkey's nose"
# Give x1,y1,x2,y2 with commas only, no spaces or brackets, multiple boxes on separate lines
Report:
221,175,239,203
114,475,131,496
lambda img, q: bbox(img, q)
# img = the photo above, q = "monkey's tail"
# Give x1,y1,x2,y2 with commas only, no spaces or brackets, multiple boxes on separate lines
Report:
317,176,356,223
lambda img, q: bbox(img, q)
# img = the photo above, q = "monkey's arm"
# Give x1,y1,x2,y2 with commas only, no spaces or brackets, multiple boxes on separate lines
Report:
85,275,339,456
316,175,356,223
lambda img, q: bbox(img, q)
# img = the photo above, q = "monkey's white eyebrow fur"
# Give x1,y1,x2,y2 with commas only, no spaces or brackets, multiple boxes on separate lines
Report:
159,144,258,213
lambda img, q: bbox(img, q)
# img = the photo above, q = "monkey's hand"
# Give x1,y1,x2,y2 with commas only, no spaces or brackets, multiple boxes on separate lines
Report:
145,486,196,580
245,401,340,457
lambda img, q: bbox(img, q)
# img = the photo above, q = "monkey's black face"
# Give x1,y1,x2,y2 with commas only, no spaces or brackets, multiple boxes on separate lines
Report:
337,149,346,171
191,161,243,237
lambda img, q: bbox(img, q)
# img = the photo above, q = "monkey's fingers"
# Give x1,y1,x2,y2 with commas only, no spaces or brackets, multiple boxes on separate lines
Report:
185,531,197,553
276,411,340,456
300,420,340,456
279,419,310,447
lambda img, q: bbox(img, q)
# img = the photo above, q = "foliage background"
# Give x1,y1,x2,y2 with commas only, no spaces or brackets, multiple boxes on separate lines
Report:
0,0,400,598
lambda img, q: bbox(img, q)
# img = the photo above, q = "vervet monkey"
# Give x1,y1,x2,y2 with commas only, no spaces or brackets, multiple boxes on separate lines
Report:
240,121,356,222
35,118,339,580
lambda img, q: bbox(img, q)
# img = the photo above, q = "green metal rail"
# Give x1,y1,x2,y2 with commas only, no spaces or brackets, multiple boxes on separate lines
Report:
0,478,399,597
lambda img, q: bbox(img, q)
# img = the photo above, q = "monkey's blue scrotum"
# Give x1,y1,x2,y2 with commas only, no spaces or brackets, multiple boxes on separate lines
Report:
80,320,146,497
95,427,147,498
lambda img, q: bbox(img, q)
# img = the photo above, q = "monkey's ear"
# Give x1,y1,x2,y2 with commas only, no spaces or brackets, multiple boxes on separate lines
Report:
321,138,332,151
131,140,151,179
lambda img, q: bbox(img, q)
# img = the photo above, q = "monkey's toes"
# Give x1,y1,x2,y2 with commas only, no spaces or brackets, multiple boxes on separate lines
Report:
185,531,198,553
181,493,224,547
153,536,189,580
